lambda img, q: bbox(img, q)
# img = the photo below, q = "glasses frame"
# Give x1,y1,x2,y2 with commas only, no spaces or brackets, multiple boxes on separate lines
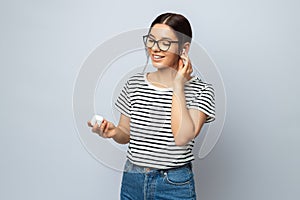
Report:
143,35,179,52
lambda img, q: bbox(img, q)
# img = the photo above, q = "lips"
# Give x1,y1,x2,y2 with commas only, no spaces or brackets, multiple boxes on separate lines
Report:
152,54,165,61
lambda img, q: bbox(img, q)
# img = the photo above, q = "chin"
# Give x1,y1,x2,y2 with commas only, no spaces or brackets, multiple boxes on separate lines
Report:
152,60,178,70
151,62,169,69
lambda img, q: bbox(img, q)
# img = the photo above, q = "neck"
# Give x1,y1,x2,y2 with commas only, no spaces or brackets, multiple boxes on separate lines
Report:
152,67,177,88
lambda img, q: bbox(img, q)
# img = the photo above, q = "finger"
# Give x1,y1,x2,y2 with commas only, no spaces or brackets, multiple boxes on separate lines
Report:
186,62,192,71
98,122,109,137
179,57,186,67
177,59,184,70
181,59,190,72
87,121,93,127
102,131,109,138
99,121,107,133
180,53,189,63
91,123,99,133
93,122,105,135
178,60,188,73
100,121,107,133
104,121,110,133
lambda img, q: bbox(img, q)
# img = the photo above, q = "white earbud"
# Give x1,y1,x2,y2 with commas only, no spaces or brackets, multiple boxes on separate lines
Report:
90,114,104,126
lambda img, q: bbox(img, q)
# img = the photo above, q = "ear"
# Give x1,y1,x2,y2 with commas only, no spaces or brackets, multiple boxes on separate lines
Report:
181,42,191,54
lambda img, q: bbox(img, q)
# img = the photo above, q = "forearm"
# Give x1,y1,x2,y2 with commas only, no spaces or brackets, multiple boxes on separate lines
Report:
112,126,130,144
171,85,195,146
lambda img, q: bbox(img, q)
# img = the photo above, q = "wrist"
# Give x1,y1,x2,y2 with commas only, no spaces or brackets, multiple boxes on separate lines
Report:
173,82,184,92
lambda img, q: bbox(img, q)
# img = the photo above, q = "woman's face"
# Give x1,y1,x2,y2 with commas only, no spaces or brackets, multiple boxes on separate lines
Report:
146,24,180,70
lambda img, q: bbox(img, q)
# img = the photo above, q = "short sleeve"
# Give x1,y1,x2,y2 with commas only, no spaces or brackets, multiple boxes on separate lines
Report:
115,80,131,117
187,84,215,123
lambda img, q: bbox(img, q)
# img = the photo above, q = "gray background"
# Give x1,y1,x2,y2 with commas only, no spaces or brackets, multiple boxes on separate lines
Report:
1,0,299,200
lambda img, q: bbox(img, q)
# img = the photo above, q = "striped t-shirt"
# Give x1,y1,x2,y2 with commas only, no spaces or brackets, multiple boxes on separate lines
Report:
115,72,215,169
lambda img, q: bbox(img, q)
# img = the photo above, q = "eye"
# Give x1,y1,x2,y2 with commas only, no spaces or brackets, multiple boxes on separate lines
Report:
148,38,155,43
161,40,171,46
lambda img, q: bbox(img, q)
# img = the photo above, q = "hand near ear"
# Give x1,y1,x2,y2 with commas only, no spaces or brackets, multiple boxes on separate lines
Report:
174,50,193,87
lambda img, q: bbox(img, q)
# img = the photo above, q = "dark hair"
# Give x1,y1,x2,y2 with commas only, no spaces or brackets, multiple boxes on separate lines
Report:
149,12,192,48
143,13,192,72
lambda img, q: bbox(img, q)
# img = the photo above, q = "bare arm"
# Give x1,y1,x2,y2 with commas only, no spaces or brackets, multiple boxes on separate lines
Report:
88,114,130,144
172,86,207,146
171,45,207,146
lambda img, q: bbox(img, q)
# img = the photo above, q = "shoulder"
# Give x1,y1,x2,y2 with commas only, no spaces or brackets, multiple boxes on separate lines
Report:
126,72,145,83
122,72,146,91
186,76,214,93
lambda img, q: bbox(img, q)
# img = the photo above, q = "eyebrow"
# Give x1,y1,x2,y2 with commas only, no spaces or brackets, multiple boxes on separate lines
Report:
149,34,174,40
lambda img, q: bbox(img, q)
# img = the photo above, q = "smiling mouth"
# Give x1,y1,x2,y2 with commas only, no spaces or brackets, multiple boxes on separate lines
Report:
152,55,165,60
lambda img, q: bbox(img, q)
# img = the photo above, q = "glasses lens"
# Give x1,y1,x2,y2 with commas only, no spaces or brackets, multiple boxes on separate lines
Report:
158,40,171,51
144,36,154,48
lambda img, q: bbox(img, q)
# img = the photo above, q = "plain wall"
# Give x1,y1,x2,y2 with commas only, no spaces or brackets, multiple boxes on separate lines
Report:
1,0,299,199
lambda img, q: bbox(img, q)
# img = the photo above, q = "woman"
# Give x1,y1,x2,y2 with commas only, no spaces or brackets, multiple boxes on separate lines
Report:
88,12,215,200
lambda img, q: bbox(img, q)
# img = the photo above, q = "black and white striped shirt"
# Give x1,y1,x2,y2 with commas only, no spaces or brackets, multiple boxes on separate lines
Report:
115,73,215,169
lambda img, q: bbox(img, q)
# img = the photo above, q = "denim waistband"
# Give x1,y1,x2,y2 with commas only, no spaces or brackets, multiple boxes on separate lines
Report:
123,159,192,174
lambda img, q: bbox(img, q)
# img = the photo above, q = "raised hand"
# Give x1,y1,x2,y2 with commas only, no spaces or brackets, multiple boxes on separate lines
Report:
174,50,193,87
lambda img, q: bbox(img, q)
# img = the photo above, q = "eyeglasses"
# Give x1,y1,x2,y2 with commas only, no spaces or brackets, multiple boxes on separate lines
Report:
143,35,179,51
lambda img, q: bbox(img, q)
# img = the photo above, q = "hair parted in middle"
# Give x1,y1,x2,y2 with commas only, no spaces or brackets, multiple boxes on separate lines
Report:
143,12,193,72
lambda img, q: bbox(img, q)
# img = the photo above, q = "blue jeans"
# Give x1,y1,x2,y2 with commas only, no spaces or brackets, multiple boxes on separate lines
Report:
120,160,196,200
